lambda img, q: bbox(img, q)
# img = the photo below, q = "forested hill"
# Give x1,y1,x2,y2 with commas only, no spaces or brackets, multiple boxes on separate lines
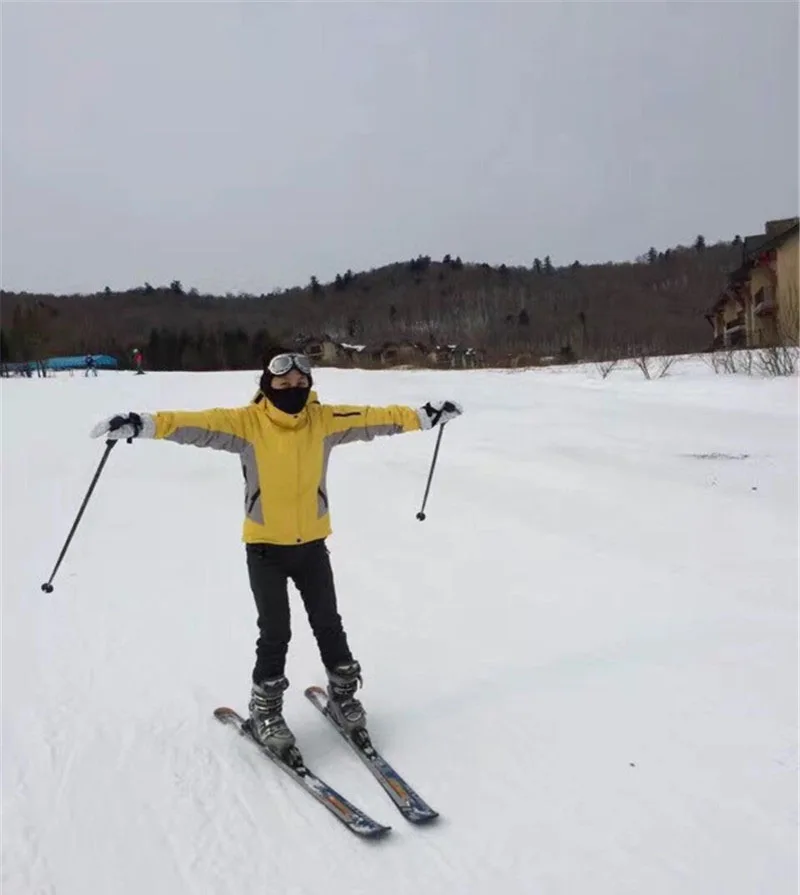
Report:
1,238,741,367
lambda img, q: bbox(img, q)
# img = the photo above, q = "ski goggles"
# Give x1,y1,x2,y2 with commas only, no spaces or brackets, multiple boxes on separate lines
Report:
266,353,312,377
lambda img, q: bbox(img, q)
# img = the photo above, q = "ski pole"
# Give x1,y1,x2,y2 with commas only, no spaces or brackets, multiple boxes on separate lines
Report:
416,424,446,522
41,439,118,593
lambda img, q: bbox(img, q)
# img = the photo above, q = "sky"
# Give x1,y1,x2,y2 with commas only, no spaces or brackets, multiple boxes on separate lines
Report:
1,1,798,296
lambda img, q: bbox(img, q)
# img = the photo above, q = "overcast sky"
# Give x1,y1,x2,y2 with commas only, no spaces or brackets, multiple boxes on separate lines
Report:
2,1,798,296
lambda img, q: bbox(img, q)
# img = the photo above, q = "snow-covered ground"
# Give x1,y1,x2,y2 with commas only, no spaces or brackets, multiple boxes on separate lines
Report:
2,358,798,895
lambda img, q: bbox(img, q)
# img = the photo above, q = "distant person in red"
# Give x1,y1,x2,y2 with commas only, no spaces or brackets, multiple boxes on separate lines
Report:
132,348,144,375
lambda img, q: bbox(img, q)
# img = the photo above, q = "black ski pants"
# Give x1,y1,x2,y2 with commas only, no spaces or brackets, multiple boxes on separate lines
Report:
246,540,354,684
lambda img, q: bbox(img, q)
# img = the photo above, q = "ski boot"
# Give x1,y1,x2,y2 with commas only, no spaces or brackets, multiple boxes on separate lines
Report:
248,676,296,756
326,661,367,736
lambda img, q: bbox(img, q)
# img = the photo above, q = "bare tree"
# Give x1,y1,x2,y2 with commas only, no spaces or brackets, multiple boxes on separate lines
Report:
754,345,798,377
632,348,677,379
595,359,619,379
753,283,798,377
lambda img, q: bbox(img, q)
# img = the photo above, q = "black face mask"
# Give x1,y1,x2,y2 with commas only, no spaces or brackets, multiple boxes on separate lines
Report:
264,384,310,415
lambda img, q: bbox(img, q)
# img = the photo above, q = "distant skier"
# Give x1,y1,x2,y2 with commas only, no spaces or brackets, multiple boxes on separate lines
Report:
84,355,97,377
89,349,462,755
131,348,144,375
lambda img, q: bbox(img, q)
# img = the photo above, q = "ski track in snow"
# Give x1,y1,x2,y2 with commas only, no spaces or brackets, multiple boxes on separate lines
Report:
2,360,797,895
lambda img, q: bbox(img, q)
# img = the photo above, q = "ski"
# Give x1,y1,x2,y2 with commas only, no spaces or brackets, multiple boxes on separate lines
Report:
304,686,439,825
213,707,391,840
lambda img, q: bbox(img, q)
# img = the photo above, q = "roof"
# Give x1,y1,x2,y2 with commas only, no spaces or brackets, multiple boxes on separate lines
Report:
748,219,799,258
741,233,770,260
732,219,798,269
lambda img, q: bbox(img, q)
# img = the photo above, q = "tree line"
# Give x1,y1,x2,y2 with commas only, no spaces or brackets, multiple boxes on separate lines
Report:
1,236,741,369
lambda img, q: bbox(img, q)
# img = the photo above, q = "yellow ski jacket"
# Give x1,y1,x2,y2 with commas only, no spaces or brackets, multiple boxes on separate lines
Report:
152,392,422,545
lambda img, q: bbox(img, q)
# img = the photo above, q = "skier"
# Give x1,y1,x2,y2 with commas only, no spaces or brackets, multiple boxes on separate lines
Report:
131,348,144,375
89,349,462,755
84,354,98,377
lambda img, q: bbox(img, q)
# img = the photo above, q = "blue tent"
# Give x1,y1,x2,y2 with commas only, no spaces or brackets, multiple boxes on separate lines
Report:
46,354,119,371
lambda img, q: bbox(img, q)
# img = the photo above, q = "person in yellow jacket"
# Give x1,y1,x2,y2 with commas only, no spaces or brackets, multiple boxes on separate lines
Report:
90,349,463,755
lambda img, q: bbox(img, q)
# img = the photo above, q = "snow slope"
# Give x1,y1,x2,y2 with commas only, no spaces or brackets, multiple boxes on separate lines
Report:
2,359,798,894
